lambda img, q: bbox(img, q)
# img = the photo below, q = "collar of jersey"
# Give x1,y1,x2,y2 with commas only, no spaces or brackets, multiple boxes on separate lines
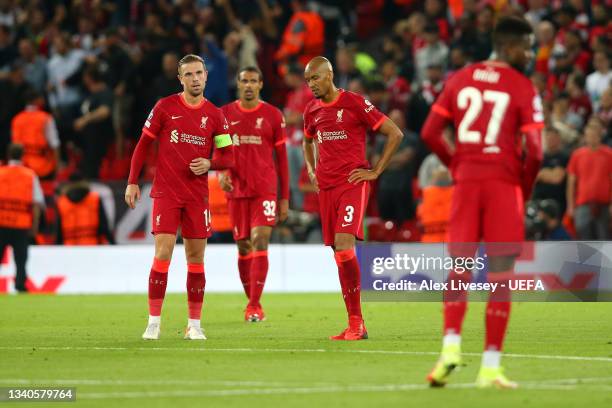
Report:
319,89,344,107
236,100,263,113
179,93,207,110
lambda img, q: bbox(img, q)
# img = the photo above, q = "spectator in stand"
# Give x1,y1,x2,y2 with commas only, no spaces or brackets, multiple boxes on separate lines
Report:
533,127,569,213
11,90,60,180
566,118,612,240
553,5,578,47
372,109,417,225
150,52,182,103
586,51,612,111
536,199,572,241
525,0,550,27
0,24,16,75
73,66,113,180
414,21,447,84
566,73,592,128
46,32,86,149
283,63,313,210
424,0,450,42
408,63,444,133
534,20,555,75
381,59,410,112
16,38,47,94
334,46,362,90
551,92,581,145
596,87,612,141
446,46,470,79
200,35,229,106
561,30,591,74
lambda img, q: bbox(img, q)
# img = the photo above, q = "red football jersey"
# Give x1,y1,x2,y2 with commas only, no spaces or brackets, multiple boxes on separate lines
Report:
221,100,286,198
303,90,386,190
432,61,544,184
142,93,229,202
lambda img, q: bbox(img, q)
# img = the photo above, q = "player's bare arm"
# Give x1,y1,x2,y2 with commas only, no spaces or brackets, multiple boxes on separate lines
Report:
218,172,233,192
125,184,141,209
348,118,403,184
302,137,318,192
189,158,212,176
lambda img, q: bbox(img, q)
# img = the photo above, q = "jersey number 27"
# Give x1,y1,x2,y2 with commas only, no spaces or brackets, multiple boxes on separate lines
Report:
457,87,509,145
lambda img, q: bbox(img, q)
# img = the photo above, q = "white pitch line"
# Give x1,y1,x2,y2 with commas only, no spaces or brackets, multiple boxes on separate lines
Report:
0,379,295,387
1,346,611,363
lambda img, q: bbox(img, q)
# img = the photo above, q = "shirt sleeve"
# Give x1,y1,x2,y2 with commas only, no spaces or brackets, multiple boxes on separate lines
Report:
354,93,386,131
44,117,61,149
430,79,454,120
142,100,164,139
303,104,315,139
213,110,232,149
518,83,545,133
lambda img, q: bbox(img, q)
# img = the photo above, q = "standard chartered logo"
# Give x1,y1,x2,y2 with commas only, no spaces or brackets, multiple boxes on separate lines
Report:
317,130,348,143
170,129,179,143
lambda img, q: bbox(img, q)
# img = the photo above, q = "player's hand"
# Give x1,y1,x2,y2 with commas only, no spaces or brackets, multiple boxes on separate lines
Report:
219,172,233,192
348,168,379,184
566,205,574,218
189,158,211,176
125,184,141,209
308,171,319,193
278,199,289,222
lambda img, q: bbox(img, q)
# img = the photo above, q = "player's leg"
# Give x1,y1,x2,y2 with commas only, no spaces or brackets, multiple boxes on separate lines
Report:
246,225,273,321
183,238,207,340
428,182,480,386
229,198,253,298
237,239,253,299
143,198,180,340
11,230,29,293
330,182,369,341
180,201,214,340
143,233,176,340
475,181,523,389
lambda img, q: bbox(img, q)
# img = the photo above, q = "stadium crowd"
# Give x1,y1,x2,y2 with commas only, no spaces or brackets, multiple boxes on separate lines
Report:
0,0,610,244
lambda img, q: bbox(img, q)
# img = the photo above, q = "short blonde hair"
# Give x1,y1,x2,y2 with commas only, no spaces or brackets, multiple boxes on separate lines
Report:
178,54,206,75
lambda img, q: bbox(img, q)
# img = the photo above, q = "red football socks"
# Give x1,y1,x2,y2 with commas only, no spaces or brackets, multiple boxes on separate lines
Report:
443,270,472,335
238,253,253,299
334,249,362,320
485,272,512,351
186,263,205,320
248,250,268,308
148,258,170,316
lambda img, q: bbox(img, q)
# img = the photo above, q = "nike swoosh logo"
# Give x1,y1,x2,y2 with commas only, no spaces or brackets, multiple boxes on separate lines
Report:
266,217,275,222
315,117,321,122
171,115,182,119
230,121,240,125
341,223,352,227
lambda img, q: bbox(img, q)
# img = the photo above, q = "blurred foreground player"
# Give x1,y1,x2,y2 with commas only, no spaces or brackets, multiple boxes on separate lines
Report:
125,55,234,340
303,57,403,340
422,17,544,388
220,67,289,322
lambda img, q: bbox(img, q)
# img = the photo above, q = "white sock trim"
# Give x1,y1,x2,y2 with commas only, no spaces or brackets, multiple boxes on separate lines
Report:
188,318,201,328
482,350,502,368
148,315,161,325
443,333,461,347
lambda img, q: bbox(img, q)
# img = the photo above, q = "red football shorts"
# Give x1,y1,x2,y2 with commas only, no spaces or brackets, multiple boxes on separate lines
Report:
151,197,212,239
319,181,370,246
448,180,524,257
228,196,277,241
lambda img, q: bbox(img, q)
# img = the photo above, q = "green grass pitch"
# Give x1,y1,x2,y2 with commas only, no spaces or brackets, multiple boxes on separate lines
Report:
1,293,611,407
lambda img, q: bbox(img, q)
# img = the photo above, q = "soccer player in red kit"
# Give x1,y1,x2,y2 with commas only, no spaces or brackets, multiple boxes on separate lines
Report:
422,17,544,388
220,66,289,322
303,57,403,340
125,54,234,340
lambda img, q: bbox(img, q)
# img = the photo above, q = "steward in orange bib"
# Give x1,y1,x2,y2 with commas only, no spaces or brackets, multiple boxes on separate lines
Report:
0,144,45,292
274,0,324,68
56,172,115,245
11,90,61,179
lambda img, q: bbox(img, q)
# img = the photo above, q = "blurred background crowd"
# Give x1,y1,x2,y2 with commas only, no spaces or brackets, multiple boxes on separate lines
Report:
0,0,610,245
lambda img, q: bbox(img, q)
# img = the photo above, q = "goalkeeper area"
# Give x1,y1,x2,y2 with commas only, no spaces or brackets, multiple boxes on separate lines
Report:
1,294,611,407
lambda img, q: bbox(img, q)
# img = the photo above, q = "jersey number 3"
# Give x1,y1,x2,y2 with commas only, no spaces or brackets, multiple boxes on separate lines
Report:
457,87,509,145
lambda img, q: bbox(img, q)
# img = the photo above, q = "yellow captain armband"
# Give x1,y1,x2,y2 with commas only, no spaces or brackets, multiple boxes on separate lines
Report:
214,134,232,148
